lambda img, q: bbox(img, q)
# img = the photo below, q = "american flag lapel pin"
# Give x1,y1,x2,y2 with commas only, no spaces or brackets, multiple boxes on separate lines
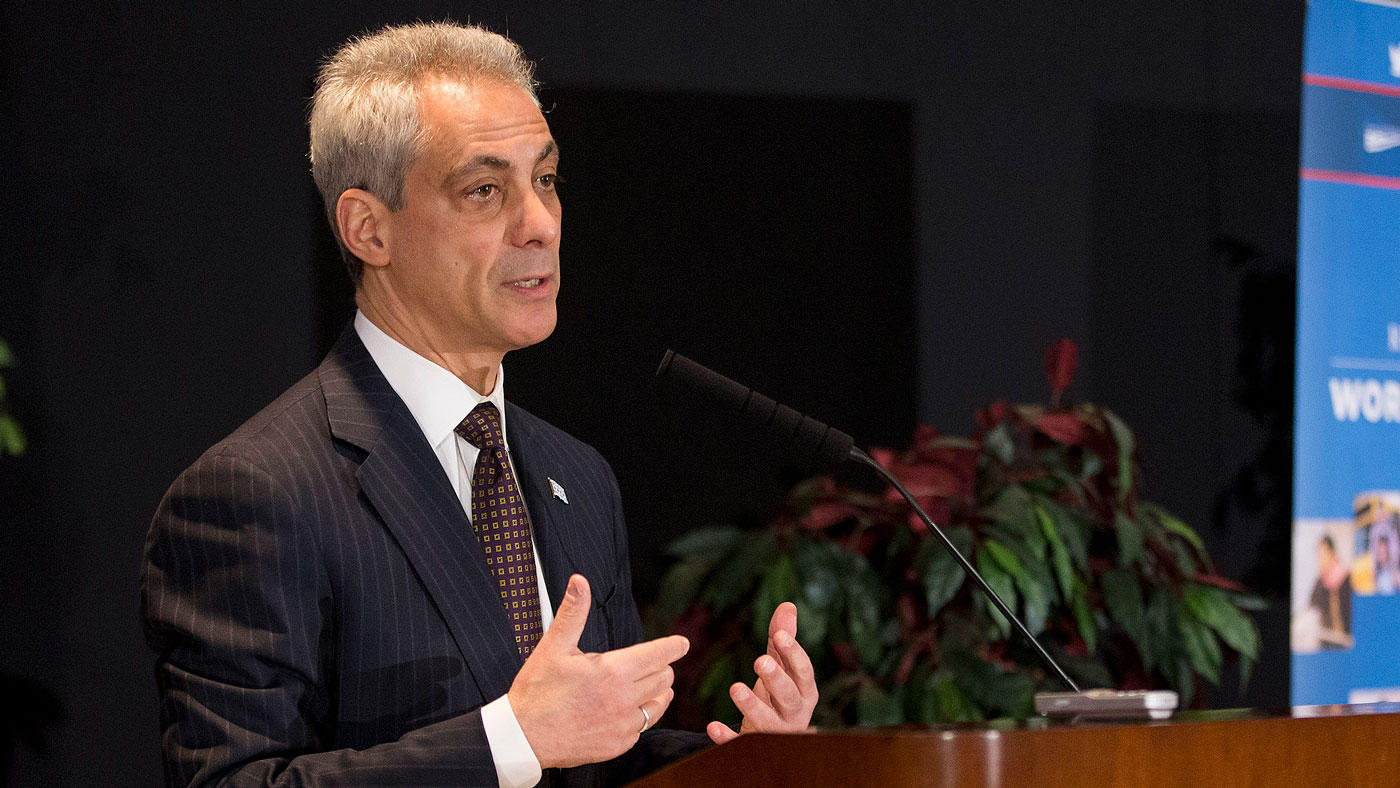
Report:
548,477,569,504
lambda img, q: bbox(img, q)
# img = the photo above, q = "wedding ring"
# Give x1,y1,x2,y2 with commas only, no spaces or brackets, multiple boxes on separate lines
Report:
639,706,651,733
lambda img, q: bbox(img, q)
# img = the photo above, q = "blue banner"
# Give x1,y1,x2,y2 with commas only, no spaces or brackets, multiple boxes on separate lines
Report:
1293,0,1400,705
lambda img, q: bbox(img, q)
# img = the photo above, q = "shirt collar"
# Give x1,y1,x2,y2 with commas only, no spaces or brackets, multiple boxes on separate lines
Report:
354,310,509,449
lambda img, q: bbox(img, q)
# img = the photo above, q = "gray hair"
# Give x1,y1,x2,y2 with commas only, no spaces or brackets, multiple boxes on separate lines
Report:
309,21,539,283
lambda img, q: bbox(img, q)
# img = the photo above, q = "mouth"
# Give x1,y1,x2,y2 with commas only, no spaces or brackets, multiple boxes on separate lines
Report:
503,273,555,299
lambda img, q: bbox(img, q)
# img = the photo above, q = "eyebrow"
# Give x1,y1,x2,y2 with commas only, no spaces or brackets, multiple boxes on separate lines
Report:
443,140,559,186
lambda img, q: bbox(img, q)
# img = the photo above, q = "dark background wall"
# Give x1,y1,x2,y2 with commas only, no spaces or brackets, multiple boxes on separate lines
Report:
0,2,1302,785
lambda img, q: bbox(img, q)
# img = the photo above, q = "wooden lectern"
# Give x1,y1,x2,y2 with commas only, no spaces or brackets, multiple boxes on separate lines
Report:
628,704,1400,787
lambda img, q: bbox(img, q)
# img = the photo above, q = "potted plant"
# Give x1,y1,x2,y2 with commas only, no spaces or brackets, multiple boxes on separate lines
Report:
653,340,1261,728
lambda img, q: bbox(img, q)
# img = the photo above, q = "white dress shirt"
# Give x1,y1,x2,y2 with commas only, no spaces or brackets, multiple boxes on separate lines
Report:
355,311,550,788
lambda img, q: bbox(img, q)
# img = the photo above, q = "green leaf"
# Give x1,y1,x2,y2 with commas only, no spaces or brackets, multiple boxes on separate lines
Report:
1036,506,1076,600
1155,506,1206,555
856,683,905,726
981,485,1033,529
984,536,1049,634
945,647,999,705
1140,588,1175,674
985,670,1035,718
982,539,1023,576
1151,505,1213,572
1071,580,1098,654
698,653,736,701
700,531,776,612
1078,449,1104,480
791,597,829,649
655,560,710,623
698,654,740,725
1177,607,1222,685
846,571,884,669
1230,593,1270,612
1183,584,1260,660
886,522,915,564
1174,657,1196,709
1102,408,1135,503
975,548,1018,639
1017,572,1050,635
926,671,979,722
1114,512,1144,566
984,423,1016,465
0,414,26,457
1100,568,1145,645
793,538,840,609
0,337,13,367
753,554,798,642
786,477,825,510
0,372,7,400
665,525,742,561
915,525,972,617
981,487,1049,564
1058,652,1115,689
1037,498,1090,574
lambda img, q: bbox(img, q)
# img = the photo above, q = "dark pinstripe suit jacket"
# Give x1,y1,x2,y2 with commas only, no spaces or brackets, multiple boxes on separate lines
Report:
140,327,705,787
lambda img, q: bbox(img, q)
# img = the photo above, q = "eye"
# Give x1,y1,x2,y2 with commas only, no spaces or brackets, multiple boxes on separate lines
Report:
537,173,563,189
466,183,499,199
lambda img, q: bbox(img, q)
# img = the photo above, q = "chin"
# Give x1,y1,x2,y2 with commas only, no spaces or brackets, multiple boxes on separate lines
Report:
509,313,558,350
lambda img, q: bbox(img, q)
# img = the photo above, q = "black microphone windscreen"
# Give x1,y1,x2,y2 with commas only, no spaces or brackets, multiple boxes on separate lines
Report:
656,350,854,470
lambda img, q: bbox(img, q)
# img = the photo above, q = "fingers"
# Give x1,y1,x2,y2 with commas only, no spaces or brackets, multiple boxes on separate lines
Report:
707,720,739,744
536,574,590,653
634,687,674,737
754,653,803,717
611,634,690,675
729,681,783,731
768,601,798,643
770,629,817,702
632,665,675,703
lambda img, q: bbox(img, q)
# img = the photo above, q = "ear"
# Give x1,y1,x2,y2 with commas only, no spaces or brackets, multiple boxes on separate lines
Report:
336,188,393,270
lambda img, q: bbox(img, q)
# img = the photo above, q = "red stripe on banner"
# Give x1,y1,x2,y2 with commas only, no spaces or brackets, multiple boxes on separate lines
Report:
1301,168,1400,190
1302,73,1400,99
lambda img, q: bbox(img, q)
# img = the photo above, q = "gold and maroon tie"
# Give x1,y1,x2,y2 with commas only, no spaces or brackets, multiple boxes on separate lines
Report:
455,402,544,658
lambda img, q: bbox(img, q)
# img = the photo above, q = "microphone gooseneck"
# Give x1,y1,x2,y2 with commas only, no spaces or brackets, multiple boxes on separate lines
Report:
656,349,1080,693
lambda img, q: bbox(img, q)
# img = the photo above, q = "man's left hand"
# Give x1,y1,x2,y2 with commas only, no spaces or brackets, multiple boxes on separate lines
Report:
706,601,817,744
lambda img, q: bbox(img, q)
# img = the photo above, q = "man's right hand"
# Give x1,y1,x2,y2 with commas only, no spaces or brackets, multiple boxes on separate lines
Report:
508,574,689,769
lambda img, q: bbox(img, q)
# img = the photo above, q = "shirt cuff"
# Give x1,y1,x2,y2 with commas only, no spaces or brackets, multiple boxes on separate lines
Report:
481,693,543,788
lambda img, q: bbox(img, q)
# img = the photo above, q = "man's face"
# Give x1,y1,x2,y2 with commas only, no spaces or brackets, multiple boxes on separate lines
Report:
377,76,562,358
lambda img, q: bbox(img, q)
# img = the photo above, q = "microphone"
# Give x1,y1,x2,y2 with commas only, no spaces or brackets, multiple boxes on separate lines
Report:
655,349,855,471
655,350,1089,698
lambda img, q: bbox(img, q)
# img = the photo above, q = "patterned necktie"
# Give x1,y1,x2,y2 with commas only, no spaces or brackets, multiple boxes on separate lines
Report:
454,402,544,658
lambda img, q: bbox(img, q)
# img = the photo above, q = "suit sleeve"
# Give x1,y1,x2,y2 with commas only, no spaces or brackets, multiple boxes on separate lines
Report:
140,449,499,788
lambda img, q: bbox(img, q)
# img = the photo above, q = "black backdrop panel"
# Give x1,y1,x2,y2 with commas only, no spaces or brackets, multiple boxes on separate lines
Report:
318,87,918,600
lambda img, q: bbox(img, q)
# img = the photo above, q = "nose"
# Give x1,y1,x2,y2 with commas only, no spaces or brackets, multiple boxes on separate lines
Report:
509,185,561,248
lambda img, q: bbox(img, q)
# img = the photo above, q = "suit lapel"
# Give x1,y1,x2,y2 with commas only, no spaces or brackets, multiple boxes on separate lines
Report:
320,327,520,702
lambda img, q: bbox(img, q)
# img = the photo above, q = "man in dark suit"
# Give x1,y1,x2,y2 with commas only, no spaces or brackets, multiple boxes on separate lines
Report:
140,20,818,788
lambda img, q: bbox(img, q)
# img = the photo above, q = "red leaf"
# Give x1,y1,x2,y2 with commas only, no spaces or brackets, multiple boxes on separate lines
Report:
870,447,899,468
1044,339,1079,397
1191,573,1251,593
1035,411,1087,446
803,501,862,531
977,400,1010,430
881,462,966,500
912,497,952,532
831,642,861,672
913,424,941,449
